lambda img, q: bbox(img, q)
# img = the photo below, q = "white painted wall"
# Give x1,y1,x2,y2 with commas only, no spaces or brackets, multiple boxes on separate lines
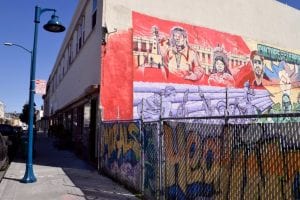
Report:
48,0,300,113
104,0,300,50
48,0,101,112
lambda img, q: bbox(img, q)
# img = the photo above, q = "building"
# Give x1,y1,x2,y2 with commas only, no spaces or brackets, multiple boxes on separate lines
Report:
0,101,4,120
44,0,300,163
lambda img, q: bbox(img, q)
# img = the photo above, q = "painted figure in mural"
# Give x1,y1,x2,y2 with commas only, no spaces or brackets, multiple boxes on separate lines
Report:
281,61,299,83
278,64,292,96
250,51,265,88
236,81,257,123
208,46,235,87
137,93,161,120
137,86,176,120
282,93,292,113
176,89,189,117
161,86,176,118
278,93,294,122
198,87,213,116
216,101,227,116
162,26,204,81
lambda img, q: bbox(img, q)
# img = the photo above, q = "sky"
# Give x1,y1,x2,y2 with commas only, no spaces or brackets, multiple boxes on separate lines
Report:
277,0,300,10
0,0,78,113
0,1,299,114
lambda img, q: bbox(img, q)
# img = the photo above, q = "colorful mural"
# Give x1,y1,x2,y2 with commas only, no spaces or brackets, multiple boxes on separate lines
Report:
101,122,142,191
163,121,300,199
132,12,300,122
99,120,300,199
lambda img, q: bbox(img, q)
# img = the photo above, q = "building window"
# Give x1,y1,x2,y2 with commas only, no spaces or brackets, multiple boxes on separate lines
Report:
92,0,97,29
77,16,85,53
92,10,97,29
68,41,73,65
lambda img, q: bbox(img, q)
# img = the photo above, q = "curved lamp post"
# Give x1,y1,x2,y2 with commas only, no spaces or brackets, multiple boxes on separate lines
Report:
3,43,32,54
4,6,65,183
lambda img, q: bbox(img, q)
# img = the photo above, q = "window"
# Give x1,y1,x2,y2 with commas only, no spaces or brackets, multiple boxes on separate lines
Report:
77,16,85,53
92,0,97,29
93,0,97,11
68,41,73,65
92,10,97,29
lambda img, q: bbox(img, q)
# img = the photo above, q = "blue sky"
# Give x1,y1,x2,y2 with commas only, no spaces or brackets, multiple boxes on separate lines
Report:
0,0,78,113
277,0,300,10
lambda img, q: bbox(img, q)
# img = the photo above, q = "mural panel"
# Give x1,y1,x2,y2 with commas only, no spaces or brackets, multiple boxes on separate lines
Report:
101,121,142,191
132,12,300,122
162,121,300,199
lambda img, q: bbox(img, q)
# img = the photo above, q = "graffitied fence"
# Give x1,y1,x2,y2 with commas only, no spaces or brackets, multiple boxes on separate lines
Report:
99,115,300,199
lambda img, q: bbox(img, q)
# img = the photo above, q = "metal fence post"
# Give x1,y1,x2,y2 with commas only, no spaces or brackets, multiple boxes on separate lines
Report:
140,119,145,198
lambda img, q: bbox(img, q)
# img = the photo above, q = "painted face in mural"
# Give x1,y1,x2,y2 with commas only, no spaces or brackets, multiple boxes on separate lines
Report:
252,55,264,77
172,30,187,51
282,94,292,112
228,104,236,115
215,60,225,73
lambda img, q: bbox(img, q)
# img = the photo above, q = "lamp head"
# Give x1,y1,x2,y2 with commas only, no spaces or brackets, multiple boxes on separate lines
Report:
3,42,13,46
43,14,65,33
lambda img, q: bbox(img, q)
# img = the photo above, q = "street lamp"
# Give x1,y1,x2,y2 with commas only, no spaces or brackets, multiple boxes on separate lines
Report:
3,43,32,54
4,6,65,183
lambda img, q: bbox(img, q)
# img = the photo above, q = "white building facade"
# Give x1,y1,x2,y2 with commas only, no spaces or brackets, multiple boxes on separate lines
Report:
0,101,4,119
45,0,300,162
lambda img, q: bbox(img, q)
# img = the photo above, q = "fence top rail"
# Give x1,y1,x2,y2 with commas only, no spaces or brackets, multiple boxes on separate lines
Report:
161,112,300,121
101,119,141,124
99,113,300,124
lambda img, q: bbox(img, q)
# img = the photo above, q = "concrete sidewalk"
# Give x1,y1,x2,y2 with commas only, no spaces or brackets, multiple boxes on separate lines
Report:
0,132,139,200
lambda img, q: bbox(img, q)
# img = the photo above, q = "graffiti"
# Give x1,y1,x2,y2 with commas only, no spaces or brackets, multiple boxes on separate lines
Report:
163,122,222,199
162,121,300,199
101,122,141,191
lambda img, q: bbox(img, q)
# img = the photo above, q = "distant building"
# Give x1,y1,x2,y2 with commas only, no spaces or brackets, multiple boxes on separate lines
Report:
0,101,4,119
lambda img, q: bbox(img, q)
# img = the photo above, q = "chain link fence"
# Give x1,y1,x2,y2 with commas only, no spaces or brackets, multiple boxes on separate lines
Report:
99,114,300,199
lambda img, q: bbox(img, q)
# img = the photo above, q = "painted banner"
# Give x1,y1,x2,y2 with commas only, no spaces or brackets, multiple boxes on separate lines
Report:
35,79,47,95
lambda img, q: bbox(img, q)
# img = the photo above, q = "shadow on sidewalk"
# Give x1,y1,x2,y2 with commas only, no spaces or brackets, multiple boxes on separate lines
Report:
14,132,139,200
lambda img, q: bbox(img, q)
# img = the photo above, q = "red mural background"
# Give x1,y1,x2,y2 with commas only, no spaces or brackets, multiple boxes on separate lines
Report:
101,30,133,120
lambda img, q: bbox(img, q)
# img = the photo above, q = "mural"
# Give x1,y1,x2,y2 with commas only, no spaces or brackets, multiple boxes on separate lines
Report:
101,122,142,191
163,121,300,199
132,12,300,122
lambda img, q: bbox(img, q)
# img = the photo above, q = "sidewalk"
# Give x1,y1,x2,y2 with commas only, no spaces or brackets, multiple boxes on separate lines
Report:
0,132,139,200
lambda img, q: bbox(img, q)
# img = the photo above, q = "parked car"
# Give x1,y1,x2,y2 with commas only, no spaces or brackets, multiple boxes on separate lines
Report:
0,124,21,161
0,133,9,170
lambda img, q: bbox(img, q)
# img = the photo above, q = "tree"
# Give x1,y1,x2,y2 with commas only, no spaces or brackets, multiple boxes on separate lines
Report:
19,103,36,125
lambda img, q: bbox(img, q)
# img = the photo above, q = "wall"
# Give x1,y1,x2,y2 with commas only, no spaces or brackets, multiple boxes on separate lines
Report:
48,0,101,113
101,121,142,192
100,0,300,120
104,0,300,51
